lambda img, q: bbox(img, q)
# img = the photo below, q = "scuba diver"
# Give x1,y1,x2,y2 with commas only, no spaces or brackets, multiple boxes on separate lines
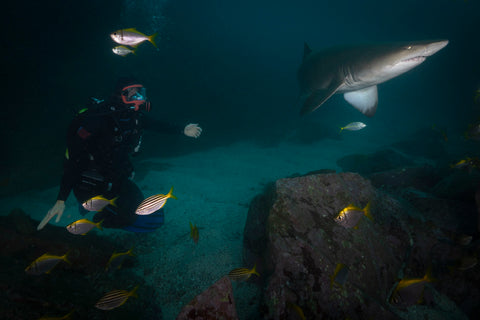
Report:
37,77,202,232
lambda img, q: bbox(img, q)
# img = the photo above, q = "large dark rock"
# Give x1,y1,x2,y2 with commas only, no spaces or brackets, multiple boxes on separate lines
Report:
176,276,238,320
0,209,162,320
243,172,476,319
336,149,415,174
369,165,444,192
432,170,480,201
390,127,447,160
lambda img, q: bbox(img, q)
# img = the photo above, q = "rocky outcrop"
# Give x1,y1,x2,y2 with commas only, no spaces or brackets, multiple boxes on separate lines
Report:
0,209,162,320
336,149,415,174
176,276,238,320
243,172,477,319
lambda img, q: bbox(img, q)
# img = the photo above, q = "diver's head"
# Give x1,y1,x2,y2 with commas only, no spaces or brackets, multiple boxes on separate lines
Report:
114,77,151,112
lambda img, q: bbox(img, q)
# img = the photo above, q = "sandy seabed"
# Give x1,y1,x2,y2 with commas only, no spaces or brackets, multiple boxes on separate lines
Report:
1,133,398,319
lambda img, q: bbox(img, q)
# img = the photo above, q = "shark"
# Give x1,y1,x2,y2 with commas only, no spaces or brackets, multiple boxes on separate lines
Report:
297,40,449,117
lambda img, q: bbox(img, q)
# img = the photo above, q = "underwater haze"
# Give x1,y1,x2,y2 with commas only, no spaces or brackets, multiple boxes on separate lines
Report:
2,0,480,319
3,0,479,173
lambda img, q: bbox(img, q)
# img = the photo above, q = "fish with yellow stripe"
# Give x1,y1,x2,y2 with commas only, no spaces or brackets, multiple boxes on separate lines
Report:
38,309,74,320
66,219,103,235
25,251,70,275
110,28,158,48
105,247,135,272
330,263,349,288
286,301,306,320
82,195,117,212
135,186,177,215
228,264,260,282
95,285,139,310
189,222,199,244
334,202,373,229
389,268,435,307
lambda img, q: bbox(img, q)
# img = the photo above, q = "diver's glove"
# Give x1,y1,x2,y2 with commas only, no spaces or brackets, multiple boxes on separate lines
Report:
184,123,202,138
37,200,66,230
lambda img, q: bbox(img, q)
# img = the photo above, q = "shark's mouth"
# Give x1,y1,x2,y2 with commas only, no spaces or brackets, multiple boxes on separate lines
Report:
401,56,426,63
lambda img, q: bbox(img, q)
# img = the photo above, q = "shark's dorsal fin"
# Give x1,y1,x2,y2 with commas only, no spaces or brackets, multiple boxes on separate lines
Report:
300,80,344,115
343,85,378,117
303,42,313,61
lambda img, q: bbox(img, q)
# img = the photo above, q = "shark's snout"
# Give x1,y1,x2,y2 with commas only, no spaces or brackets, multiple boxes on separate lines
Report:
424,40,449,56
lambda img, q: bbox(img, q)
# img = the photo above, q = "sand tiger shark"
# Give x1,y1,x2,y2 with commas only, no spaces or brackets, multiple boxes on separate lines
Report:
297,40,449,117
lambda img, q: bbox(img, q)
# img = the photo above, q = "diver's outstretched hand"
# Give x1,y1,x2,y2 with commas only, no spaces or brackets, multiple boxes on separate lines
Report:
37,200,66,230
184,123,202,138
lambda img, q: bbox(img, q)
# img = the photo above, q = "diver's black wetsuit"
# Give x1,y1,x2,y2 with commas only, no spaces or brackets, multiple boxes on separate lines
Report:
57,100,182,230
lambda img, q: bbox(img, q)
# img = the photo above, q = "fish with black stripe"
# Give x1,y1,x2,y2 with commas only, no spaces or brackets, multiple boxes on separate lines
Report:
135,186,177,215
95,285,139,310
228,264,260,282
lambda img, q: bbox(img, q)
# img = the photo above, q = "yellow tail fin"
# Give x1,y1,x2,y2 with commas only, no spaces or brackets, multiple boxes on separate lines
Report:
363,201,373,220
149,32,158,48
251,263,260,277
129,285,140,298
168,186,178,200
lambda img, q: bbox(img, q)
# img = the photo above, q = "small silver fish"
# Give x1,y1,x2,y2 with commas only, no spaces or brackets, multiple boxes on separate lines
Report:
112,45,136,56
82,195,117,211
25,252,70,275
66,219,103,235
339,121,367,133
110,28,157,48
465,121,480,140
135,186,177,215
95,285,139,310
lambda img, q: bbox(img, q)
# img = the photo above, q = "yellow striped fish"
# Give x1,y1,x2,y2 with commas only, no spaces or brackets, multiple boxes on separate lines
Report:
389,268,434,307
228,264,260,282
110,28,158,48
66,219,103,235
105,247,135,272
95,285,139,310
25,251,70,275
135,186,177,215
38,309,74,320
334,202,373,229
330,263,349,288
189,222,199,244
286,302,306,320
82,195,117,212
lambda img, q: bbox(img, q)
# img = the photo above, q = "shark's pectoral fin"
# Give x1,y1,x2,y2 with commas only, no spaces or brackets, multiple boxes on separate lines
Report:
300,81,344,115
343,86,378,117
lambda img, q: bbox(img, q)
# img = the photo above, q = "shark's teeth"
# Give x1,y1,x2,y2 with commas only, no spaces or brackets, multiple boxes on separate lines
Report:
402,56,426,63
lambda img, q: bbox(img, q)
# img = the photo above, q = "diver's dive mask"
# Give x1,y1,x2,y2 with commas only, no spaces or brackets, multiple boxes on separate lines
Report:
121,84,151,112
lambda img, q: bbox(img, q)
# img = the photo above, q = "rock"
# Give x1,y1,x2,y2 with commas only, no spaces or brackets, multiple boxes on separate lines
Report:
10,208,36,235
476,187,480,233
432,170,480,201
176,276,238,320
390,127,447,160
369,166,444,192
243,172,474,319
336,149,414,174
0,212,161,319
